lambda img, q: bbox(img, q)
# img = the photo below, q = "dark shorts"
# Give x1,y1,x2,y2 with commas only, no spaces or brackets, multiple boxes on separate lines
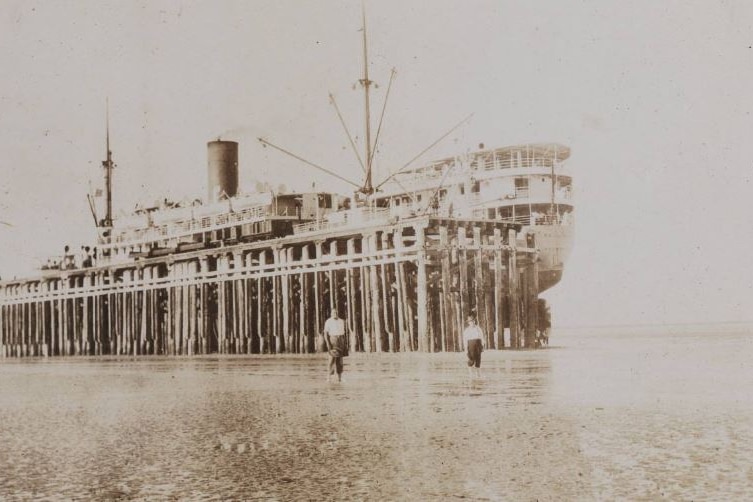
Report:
327,335,348,358
467,339,482,368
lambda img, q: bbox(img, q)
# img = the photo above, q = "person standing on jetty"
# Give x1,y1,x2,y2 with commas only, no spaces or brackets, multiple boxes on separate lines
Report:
463,315,484,378
323,309,348,382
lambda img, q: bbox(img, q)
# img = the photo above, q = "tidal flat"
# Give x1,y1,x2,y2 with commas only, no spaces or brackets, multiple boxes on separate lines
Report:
0,324,751,500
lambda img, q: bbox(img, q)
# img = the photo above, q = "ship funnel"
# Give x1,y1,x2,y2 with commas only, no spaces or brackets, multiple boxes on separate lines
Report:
207,140,239,203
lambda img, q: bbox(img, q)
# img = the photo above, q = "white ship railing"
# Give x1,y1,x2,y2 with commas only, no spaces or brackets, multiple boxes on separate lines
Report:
394,153,568,185
107,204,268,249
489,213,574,227
293,208,392,235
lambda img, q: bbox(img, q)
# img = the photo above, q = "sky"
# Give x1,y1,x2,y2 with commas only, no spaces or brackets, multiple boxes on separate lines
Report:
0,0,751,327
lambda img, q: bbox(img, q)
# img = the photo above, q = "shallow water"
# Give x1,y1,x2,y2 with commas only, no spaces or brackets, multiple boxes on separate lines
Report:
0,324,751,500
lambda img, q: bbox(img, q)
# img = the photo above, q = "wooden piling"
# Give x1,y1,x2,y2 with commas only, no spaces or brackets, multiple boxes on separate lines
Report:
508,228,520,348
457,227,470,327
345,239,357,353
415,224,429,352
493,228,505,349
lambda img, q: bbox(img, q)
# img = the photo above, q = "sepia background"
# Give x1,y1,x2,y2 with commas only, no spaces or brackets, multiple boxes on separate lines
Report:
0,0,751,327
1,3,752,500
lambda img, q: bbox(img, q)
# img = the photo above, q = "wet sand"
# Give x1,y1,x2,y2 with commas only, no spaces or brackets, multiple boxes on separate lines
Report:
0,325,751,500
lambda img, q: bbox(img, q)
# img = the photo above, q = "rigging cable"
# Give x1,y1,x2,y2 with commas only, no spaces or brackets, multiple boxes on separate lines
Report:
374,112,474,191
257,138,362,189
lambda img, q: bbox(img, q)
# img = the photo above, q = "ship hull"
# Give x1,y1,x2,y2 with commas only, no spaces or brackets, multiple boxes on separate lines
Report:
528,223,574,293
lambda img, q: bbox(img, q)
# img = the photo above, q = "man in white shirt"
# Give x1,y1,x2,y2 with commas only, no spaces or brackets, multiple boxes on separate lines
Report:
323,309,347,382
463,315,484,378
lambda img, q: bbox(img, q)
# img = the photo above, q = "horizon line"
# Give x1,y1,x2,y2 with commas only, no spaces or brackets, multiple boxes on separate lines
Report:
554,320,753,330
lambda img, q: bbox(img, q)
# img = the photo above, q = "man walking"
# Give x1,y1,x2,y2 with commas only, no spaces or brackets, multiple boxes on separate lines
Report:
463,315,484,378
323,309,347,382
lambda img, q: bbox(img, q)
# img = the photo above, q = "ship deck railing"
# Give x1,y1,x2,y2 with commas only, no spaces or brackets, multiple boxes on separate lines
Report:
106,204,269,250
292,207,392,235
393,154,568,185
476,213,573,227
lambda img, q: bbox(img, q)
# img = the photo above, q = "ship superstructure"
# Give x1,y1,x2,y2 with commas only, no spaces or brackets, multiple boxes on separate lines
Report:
375,143,574,292
100,140,347,265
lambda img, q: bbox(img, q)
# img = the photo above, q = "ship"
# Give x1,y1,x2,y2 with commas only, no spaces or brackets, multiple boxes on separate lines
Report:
0,15,573,359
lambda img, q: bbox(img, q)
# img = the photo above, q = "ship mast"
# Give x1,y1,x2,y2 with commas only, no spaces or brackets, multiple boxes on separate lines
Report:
359,3,374,195
102,102,114,231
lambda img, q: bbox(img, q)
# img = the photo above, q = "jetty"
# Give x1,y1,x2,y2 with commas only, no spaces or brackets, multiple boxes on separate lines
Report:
0,211,546,357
